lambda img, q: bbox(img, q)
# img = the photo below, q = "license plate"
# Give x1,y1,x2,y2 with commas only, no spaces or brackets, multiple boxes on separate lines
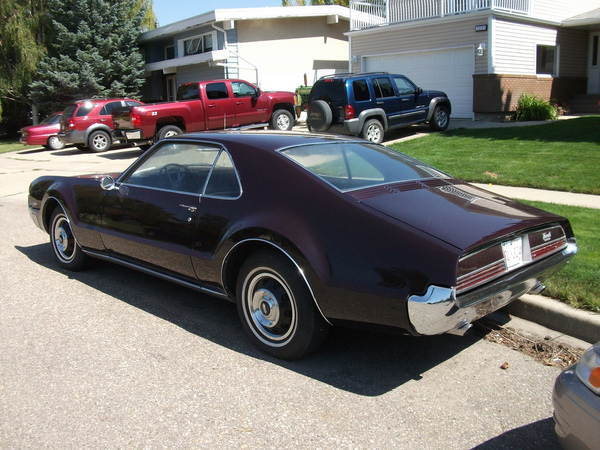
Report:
502,237,523,270
126,131,141,140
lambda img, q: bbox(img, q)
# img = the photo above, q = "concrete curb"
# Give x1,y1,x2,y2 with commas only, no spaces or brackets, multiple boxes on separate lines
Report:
505,294,600,345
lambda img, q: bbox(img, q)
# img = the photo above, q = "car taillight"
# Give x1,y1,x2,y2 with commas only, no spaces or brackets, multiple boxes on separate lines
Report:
345,105,354,120
68,120,75,128
456,225,568,295
131,112,142,127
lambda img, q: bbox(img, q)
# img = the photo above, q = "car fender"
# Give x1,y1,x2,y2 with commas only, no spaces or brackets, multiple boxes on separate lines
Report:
346,108,388,135
426,97,452,122
84,123,113,142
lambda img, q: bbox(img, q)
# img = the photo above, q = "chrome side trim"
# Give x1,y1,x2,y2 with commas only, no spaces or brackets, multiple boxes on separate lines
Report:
224,238,332,325
408,239,577,336
83,250,230,300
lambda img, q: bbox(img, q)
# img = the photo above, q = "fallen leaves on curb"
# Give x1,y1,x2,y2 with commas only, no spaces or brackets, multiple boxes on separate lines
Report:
475,319,583,369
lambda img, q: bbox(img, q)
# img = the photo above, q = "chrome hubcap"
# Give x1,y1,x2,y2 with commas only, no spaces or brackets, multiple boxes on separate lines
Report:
276,115,290,130
53,217,74,261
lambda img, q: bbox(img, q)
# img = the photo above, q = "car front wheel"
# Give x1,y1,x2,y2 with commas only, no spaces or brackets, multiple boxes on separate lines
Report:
236,250,329,360
429,105,450,131
270,109,294,131
362,119,384,144
49,206,90,271
88,130,112,152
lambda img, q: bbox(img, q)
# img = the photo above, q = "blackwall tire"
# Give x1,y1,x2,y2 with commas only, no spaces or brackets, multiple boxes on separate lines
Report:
270,109,294,131
361,119,384,144
236,250,329,360
158,125,183,140
47,136,65,150
429,105,450,131
87,130,111,152
307,100,333,132
49,206,91,271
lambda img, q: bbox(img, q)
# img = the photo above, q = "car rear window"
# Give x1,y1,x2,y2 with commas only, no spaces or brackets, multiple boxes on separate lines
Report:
281,142,448,192
177,83,200,100
308,79,347,104
61,105,77,119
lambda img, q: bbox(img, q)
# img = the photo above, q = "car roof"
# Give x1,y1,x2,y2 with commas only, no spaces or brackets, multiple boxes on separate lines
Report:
169,130,364,152
317,72,392,81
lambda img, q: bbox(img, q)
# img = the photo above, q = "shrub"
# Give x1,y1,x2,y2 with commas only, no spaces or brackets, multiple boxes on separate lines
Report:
514,93,558,121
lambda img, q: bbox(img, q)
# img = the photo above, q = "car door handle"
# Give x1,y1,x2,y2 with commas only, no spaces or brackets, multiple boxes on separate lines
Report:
402,98,410,102
179,204,198,213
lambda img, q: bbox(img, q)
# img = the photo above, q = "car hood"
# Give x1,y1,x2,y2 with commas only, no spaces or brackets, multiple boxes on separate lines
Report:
349,179,563,251
21,124,59,133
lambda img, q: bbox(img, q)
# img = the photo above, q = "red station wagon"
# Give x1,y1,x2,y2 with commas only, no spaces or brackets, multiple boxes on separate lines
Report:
58,98,143,152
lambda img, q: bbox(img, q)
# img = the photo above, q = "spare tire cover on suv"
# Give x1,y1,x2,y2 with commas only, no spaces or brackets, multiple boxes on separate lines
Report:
307,100,332,132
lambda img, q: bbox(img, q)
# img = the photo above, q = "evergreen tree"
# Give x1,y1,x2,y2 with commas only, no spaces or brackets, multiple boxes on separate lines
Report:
0,0,50,122
30,0,150,112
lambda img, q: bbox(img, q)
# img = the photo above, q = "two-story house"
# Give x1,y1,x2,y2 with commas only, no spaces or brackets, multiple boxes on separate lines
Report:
348,0,600,119
139,6,350,103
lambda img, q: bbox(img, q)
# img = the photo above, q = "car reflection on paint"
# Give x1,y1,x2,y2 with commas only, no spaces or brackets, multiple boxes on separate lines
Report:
28,131,577,359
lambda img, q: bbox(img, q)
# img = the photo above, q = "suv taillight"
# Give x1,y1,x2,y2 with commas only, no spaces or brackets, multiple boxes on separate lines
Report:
131,111,142,127
68,120,76,128
345,105,354,120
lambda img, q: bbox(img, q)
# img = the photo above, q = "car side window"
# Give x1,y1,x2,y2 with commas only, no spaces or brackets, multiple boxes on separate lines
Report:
352,79,371,102
231,82,257,98
393,76,416,96
99,102,121,116
204,151,241,198
122,142,221,194
75,103,94,117
373,77,395,99
206,82,229,100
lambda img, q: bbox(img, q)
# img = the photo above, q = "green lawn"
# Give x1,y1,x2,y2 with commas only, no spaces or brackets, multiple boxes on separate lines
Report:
391,116,600,195
522,202,599,312
0,139,31,154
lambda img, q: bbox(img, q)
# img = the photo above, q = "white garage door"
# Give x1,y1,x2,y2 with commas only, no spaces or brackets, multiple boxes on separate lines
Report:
364,48,473,119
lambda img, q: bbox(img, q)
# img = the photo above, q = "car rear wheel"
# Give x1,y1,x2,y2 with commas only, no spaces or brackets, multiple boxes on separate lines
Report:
88,130,112,152
236,250,329,360
158,125,183,140
429,105,450,131
49,206,90,271
362,119,384,144
270,109,294,131
46,136,65,150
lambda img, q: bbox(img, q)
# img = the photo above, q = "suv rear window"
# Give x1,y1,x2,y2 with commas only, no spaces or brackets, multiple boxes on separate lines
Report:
61,105,77,119
352,79,370,102
309,79,346,104
75,103,94,117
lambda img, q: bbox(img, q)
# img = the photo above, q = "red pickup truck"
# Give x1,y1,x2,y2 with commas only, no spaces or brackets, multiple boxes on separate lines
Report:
112,79,296,147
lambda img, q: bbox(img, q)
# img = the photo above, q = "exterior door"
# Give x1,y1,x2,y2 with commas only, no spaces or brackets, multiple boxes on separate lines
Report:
231,81,269,125
588,33,600,94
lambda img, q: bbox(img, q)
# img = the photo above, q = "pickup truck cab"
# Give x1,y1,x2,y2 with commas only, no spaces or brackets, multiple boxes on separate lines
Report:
113,79,296,147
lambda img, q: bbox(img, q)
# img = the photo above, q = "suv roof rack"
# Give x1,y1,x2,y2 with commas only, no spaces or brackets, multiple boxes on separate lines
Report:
317,72,389,81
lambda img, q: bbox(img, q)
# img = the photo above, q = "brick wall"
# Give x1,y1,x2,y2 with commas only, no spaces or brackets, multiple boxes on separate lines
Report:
473,74,587,114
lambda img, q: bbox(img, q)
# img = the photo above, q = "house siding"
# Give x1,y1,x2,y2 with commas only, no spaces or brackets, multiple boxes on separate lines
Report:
236,17,349,91
491,18,557,75
532,0,600,22
350,16,488,74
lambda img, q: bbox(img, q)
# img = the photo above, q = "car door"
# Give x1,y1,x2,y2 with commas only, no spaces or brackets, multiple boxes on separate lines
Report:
97,101,123,129
100,141,222,280
231,81,269,126
392,75,427,124
372,76,404,128
204,82,236,129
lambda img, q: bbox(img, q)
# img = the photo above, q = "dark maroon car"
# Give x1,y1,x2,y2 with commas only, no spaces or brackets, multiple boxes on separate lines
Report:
20,112,65,150
28,131,577,359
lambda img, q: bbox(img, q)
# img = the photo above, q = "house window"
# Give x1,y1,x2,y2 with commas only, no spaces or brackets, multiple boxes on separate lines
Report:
165,45,175,60
536,45,557,76
182,33,214,57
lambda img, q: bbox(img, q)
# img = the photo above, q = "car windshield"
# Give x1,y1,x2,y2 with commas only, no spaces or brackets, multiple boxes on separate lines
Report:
39,114,60,125
280,142,448,192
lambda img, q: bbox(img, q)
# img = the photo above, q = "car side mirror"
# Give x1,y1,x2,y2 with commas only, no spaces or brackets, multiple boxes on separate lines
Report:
253,88,261,98
416,87,423,96
100,176,116,191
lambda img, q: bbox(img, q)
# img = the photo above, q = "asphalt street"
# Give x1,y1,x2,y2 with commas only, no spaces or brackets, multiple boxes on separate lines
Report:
0,142,566,449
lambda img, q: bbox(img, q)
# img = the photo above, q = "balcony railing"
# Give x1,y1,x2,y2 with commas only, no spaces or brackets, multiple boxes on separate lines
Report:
350,0,530,30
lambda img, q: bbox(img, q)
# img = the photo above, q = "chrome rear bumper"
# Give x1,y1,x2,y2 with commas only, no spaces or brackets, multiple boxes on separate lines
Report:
407,240,577,336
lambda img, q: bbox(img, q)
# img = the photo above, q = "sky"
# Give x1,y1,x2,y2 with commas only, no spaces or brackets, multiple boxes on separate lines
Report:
152,0,285,27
